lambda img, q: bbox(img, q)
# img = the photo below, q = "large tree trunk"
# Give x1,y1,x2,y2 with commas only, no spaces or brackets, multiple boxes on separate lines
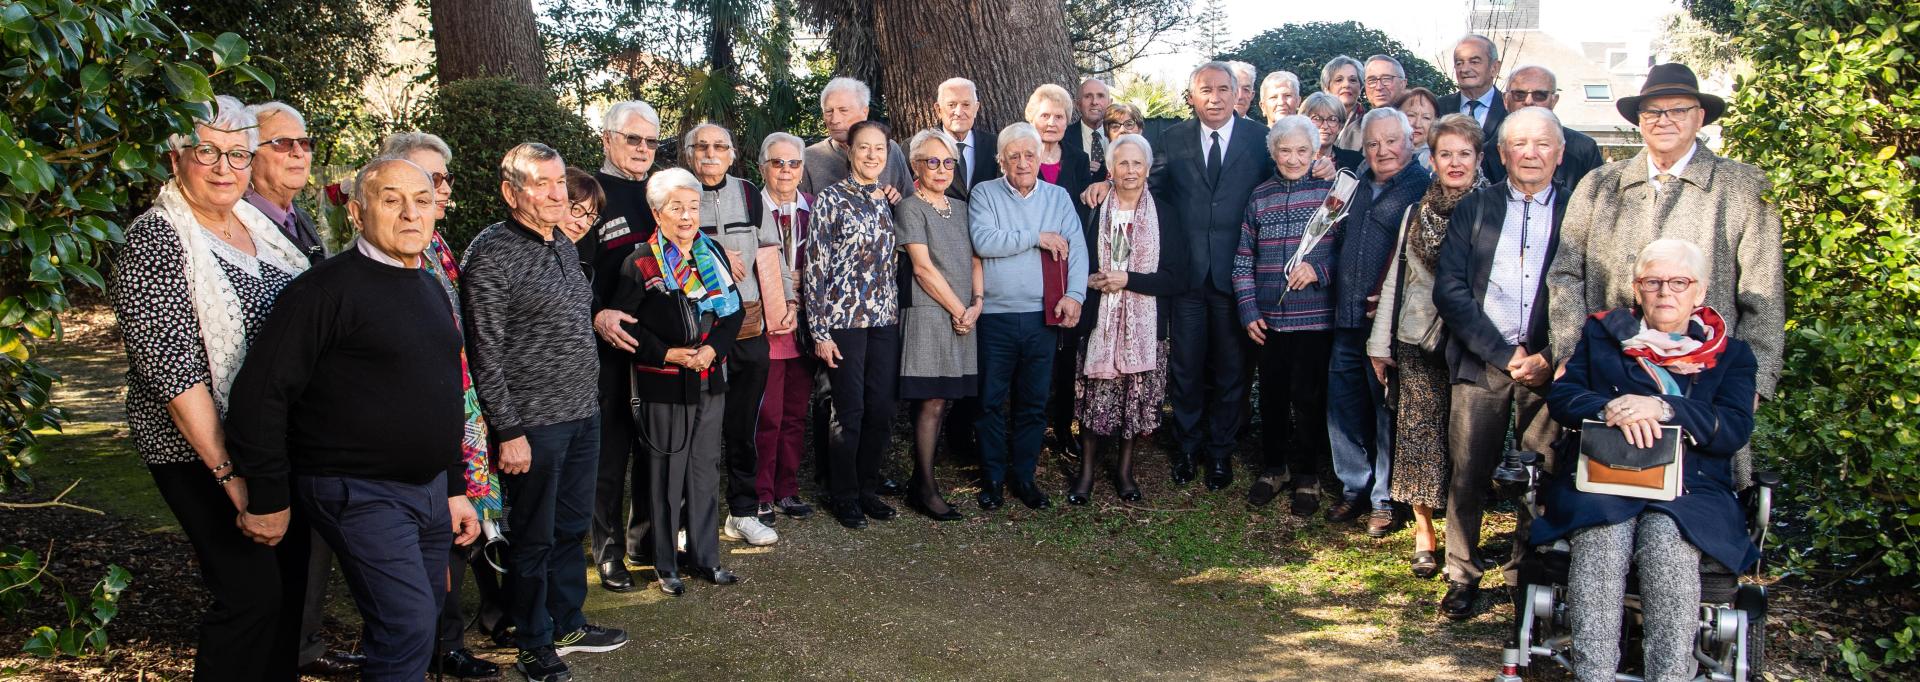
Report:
429,0,550,89
871,0,1077,136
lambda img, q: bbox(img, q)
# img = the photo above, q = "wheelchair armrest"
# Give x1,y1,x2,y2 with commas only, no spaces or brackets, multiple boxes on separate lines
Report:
1753,470,1782,489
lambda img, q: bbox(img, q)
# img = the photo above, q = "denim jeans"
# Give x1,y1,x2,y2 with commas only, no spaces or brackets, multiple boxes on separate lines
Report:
976,312,1056,486
503,415,599,650
1326,328,1392,507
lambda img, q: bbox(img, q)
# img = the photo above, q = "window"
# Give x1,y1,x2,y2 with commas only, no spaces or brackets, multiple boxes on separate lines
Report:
1584,84,1613,101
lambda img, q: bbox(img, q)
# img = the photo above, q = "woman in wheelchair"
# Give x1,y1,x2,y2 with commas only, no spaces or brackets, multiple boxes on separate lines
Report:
1532,239,1760,681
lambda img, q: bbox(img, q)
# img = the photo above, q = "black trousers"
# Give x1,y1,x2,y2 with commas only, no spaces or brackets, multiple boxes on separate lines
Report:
438,537,509,650
723,334,771,516
591,343,651,564
1167,288,1251,466
824,325,900,503
1257,330,1333,486
150,461,308,682
1049,325,1087,449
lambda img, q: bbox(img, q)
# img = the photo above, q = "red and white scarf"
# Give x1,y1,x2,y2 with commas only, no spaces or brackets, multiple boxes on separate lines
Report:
1620,305,1729,375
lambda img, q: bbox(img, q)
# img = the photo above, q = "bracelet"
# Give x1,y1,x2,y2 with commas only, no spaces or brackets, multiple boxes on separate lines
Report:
210,460,231,475
214,471,237,485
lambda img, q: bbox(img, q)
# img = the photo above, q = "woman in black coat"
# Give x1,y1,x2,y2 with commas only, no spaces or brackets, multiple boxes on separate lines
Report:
1533,239,1758,682
608,168,744,597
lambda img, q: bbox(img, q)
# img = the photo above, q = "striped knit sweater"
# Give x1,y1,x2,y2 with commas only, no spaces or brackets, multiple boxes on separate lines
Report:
1233,175,1337,331
458,219,599,441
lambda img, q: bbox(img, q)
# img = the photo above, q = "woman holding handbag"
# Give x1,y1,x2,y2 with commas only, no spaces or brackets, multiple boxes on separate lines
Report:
1533,238,1759,681
1367,114,1484,575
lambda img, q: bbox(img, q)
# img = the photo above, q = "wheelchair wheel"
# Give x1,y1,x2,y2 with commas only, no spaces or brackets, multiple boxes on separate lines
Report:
1736,585,1767,680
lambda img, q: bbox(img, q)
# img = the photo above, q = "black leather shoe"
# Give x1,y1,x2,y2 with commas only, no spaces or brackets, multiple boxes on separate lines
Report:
1169,458,1197,485
657,573,686,597
1246,477,1280,507
977,483,1005,510
858,495,898,521
832,500,868,529
1290,490,1320,517
877,477,905,496
596,560,634,592
299,650,365,676
1441,580,1481,620
692,566,740,585
907,495,965,521
1113,475,1142,502
1010,480,1051,509
432,647,500,678
1066,486,1091,506
1206,461,1233,491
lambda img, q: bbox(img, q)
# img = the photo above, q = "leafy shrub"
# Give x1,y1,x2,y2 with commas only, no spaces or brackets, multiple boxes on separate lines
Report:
420,78,601,251
0,0,268,489
1717,0,1920,676
1218,21,1450,95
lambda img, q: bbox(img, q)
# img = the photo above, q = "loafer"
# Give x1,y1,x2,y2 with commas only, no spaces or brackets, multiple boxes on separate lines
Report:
977,483,1005,510
1367,507,1403,538
596,560,634,592
431,647,499,678
1205,461,1233,491
1246,476,1280,507
1290,490,1320,517
1441,580,1481,621
298,650,365,676
857,495,898,521
1325,496,1368,523
1009,480,1051,510
657,573,686,597
831,500,868,529
692,566,740,585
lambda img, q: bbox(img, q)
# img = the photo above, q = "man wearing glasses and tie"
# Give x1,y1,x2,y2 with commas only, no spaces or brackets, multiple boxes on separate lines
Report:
1547,62,1785,488
243,101,328,263
1477,65,1606,191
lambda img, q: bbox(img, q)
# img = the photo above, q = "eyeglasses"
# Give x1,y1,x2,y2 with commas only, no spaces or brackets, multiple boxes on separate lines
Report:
1638,105,1701,123
764,158,802,169
1508,89,1556,103
429,171,454,189
1104,120,1141,134
569,203,599,221
1309,115,1342,127
182,143,254,170
1634,277,1697,294
260,136,316,154
609,131,662,149
1364,75,1403,86
919,158,957,171
691,142,732,153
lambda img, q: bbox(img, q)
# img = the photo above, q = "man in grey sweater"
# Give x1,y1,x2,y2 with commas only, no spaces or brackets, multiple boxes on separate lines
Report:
460,143,625,682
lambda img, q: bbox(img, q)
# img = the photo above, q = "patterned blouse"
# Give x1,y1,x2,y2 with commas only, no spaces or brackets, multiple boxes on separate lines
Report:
804,176,899,343
110,213,296,465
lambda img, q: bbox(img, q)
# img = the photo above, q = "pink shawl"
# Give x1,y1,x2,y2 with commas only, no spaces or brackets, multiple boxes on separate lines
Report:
1083,192,1160,379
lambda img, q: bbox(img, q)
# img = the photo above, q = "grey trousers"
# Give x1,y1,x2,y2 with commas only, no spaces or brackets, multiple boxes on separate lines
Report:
643,391,724,575
297,527,335,664
1444,362,1556,584
1568,512,1701,682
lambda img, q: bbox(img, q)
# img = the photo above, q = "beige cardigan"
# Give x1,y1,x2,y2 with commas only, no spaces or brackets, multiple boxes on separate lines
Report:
1545,143,1785,397
1367,205,1440,358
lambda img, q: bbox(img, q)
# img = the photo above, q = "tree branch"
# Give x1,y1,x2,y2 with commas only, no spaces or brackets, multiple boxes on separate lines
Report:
0,479,104,515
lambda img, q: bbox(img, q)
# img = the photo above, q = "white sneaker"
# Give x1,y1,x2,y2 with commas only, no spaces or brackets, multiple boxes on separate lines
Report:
723,515,779,546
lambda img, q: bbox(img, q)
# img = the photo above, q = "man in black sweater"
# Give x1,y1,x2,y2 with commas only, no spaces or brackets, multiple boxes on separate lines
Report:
227,158,479,680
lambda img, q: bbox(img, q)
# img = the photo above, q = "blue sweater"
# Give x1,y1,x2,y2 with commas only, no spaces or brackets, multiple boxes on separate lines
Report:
968,178,1088,315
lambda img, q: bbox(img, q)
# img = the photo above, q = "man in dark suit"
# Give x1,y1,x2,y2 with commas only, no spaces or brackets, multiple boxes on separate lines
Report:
1435,34,1508,141
1061,77,1111,180
1143,62,1275,489
243,101,328,263
1431,107,1568,621
938,77,1000,200
1480,66,1605,191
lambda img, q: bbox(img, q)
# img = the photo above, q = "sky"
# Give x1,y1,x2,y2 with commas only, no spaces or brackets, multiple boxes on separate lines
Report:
1131,0,1688,84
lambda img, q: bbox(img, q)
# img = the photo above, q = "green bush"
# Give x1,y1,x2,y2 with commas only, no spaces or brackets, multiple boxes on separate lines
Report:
0,0,267,489
1219,21,1450,95
1718,0,1920,676
421,78,601,251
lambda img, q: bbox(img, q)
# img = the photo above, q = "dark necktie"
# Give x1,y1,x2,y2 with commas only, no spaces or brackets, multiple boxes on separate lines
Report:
1090,132,1106,169
956,142,970,188
1206,130,1223,185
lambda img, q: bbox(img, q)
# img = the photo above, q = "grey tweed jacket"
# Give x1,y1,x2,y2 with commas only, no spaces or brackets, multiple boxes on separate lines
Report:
1545,142,1785,397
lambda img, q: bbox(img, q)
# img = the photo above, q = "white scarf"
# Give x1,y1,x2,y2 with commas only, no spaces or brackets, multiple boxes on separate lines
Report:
145,181,310,413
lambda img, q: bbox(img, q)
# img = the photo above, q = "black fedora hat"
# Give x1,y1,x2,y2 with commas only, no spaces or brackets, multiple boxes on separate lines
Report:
1617,63,1726,124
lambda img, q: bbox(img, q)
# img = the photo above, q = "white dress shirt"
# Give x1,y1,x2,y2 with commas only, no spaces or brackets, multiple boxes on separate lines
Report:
956,129,978,185
1200,118,1234,163
1483,185,1557,346
1647,141,1698,193
1461,89,1498,127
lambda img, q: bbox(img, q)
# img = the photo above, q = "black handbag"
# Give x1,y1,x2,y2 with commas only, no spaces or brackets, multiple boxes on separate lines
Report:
1574,419,1684,500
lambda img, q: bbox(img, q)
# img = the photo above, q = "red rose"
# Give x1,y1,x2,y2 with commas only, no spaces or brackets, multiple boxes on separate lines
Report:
324,182,347,206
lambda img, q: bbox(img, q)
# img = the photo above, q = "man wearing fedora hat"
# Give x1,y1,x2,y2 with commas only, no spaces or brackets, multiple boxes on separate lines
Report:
1545,62,1784,485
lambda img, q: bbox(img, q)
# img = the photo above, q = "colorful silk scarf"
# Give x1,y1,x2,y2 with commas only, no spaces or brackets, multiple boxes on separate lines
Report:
423,231,501,520
648,230,741,318
1620,305,1730,378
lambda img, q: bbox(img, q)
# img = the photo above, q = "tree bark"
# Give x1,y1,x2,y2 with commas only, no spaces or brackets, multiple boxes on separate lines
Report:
429,0,550,89
871,0,1077,137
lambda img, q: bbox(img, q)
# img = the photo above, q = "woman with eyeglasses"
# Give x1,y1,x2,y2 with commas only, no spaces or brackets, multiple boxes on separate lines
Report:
374,130,508,678
1100,102,1145,146
562,167,604,246
108,94,313,680
894,128,981,521
1301,92,1364,178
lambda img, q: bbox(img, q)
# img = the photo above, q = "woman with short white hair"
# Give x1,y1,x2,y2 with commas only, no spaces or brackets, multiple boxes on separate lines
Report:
1535,238,1760,681
1260,71,1303,122
108,94,312,679
895,128,981,521
1025,83,1098,463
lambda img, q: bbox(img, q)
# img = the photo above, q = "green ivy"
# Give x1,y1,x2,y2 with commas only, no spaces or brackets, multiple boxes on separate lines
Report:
0,0,268,490
1719,0,1920,677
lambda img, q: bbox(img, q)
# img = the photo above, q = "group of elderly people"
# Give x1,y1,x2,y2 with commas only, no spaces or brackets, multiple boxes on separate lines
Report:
108,31,1780,680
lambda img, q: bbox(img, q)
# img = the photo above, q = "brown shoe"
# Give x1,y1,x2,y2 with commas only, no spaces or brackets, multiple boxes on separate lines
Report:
1325,496,1368,522
1366,508,1402,537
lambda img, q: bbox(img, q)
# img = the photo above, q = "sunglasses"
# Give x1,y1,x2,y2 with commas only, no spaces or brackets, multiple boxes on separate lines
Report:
429,171,454,189
919,158,957,171
1508,89,1557,103
260,136,317,154
610,131,662,149
182,143,254,170
764,158,803,169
